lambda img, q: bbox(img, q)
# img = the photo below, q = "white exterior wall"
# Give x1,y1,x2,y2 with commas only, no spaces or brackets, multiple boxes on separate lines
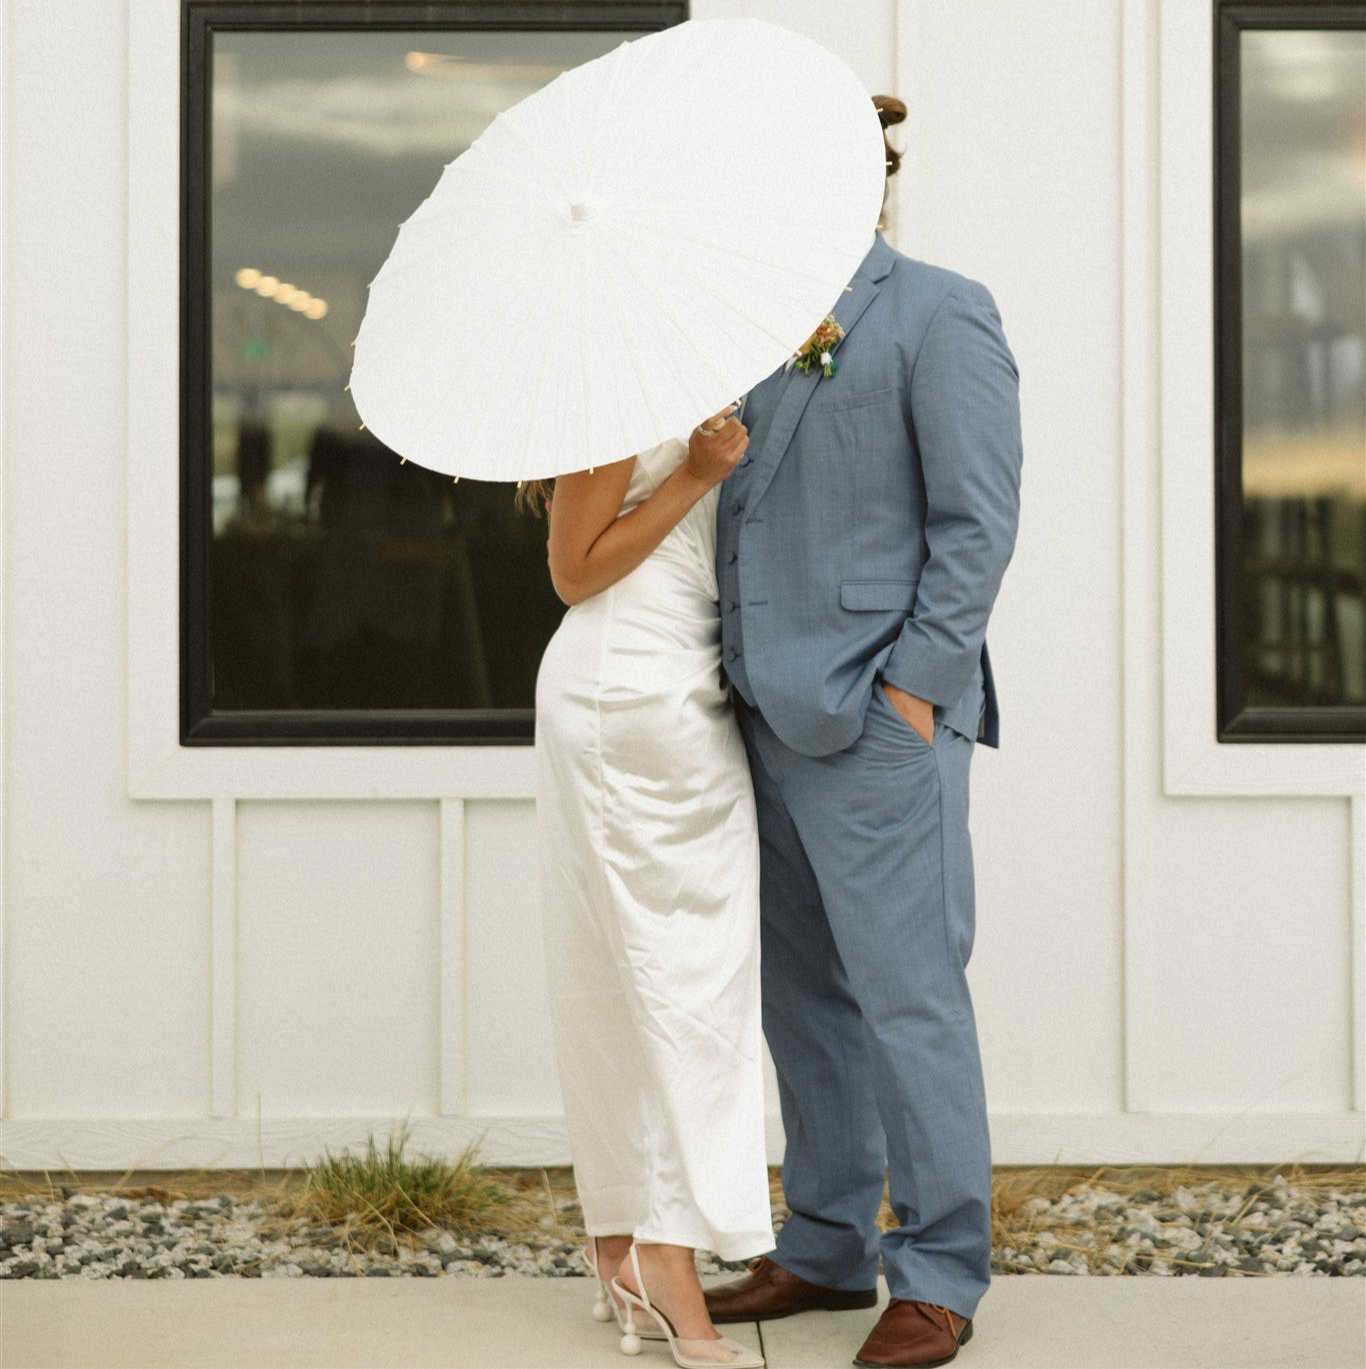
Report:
0,0,1360,1172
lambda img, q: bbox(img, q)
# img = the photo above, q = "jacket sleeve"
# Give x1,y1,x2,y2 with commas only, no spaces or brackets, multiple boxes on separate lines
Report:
880,279,1022,708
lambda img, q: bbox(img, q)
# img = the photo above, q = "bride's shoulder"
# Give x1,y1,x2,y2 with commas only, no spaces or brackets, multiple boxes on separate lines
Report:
637,433,689,461
633,433,689,477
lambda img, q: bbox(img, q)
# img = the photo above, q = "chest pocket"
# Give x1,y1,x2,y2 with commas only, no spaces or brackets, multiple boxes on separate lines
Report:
820,384,899,412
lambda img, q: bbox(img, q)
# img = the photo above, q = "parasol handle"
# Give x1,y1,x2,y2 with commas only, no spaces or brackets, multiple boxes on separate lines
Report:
697,402,740,438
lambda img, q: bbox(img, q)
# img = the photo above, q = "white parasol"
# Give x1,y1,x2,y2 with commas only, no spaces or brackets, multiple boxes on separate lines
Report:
348,17,886,481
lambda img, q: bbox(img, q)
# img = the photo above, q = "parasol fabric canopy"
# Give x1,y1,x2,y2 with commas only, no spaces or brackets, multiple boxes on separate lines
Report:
348,17,887,481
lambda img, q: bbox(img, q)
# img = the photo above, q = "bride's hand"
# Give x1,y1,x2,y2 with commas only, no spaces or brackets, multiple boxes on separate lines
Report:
686,404,748,487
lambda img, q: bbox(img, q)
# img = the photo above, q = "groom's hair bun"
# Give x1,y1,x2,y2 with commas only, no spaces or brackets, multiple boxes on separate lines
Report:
872,94,906,178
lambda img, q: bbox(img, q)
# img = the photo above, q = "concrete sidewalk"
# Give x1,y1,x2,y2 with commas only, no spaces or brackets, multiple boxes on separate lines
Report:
3,1274,1362,1369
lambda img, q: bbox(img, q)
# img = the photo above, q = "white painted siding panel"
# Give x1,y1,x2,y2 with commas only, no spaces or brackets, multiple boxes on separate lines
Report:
895,0,1127,1117
1,0,214,1122
692,1,896,104
1138,796,1353,1115
463,801,563,1118
236,802,440,1118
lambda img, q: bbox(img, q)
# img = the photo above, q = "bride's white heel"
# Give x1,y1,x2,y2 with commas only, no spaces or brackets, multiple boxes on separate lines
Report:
585,1238,665,1339
612,1245,765,1368
593,1282,614,1323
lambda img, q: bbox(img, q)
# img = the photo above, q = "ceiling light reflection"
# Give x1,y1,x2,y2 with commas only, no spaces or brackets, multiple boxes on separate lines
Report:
235,267,329,322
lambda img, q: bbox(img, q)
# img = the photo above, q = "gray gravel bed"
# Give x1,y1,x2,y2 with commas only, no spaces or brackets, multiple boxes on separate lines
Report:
991,1177,1365,1278
1,1174,1362,1281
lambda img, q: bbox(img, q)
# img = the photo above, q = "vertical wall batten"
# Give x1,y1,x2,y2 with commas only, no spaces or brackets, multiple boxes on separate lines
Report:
1120,0,1159,1116
439,797,467,1117
0,0,9,1122
892,0,920,260
210,796,238,1117
1352,792,1364,1114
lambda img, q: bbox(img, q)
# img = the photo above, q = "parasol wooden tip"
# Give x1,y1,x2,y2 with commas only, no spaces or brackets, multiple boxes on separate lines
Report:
358,422,366,431
343,382,351,391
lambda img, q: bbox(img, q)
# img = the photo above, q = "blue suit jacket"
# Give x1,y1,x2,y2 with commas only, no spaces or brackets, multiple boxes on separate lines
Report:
715,231,1022,755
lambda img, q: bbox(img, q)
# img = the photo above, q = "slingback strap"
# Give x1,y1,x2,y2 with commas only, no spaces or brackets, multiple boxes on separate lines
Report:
629,1243,656,1314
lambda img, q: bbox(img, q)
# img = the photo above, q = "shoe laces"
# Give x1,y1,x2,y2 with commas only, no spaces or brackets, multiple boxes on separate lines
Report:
928,1304,963,1336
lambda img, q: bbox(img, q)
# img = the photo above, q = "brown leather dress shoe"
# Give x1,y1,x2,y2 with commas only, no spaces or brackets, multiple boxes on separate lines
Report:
702,1255,880,1323
853,1298,974,1367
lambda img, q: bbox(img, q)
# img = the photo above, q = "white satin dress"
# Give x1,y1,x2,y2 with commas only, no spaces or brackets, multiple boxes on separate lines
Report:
535,435,775,1261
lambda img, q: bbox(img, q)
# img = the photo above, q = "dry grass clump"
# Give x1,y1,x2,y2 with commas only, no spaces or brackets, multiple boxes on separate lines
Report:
271,1123,539,1255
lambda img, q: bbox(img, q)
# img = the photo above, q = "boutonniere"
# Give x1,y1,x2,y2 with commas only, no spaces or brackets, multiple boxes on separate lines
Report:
792,314,845,378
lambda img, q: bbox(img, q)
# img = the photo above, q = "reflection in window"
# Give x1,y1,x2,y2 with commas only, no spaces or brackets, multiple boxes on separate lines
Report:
1237,27,1365,716
207,29,648,716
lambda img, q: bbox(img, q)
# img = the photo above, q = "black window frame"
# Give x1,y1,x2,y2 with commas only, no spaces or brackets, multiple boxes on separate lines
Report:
1213,0,1366,742
180,0,687,746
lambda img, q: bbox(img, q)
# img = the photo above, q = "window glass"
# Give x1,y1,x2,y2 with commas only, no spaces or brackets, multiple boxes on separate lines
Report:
208,29,643,712
1239,28,1366,711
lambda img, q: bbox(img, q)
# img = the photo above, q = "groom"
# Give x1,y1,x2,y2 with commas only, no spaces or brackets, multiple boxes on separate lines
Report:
706,222,1022,1368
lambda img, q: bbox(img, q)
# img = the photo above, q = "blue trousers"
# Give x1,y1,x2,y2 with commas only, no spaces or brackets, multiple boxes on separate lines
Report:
735,682,993,1320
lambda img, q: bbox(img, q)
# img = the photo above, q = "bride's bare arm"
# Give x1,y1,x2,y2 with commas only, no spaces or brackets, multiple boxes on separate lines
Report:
547,406,748,606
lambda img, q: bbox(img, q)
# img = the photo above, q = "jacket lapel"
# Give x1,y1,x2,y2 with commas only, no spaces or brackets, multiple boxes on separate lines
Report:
742,233,895,513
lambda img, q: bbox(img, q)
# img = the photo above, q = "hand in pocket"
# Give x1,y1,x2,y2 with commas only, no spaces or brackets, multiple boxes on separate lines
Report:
880,679,935,746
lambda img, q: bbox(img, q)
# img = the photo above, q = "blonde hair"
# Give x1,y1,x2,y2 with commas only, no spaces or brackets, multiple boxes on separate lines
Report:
515,478,554,518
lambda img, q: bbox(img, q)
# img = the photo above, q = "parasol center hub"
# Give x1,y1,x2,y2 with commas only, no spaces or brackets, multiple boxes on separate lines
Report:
557,194,614,233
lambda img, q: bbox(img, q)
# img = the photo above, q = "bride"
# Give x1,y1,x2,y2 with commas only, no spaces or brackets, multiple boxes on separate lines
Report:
530,404,771,1369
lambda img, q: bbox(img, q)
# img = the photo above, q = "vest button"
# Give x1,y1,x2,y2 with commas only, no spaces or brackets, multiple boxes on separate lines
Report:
727,550,738,564
731,499,744,515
